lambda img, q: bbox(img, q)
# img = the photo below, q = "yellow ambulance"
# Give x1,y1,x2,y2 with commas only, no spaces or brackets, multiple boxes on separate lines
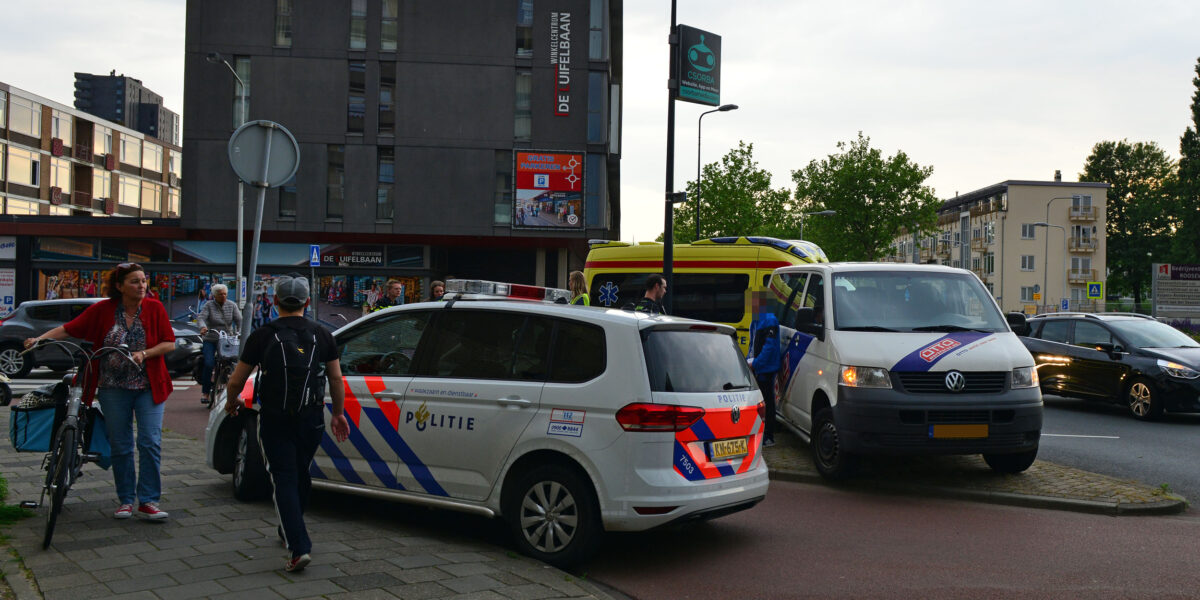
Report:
583,236,829,352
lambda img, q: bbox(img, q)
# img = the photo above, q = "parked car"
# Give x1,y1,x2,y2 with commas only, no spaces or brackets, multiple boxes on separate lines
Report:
0,298,203,378
206,279,768,567
1020,312,1200,420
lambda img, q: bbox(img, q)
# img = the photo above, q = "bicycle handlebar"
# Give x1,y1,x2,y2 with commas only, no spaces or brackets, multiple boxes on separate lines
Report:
23,339,140,370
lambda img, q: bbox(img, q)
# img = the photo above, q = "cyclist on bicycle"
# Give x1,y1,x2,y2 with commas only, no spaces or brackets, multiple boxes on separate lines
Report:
26,262,176,520
197,283,241,404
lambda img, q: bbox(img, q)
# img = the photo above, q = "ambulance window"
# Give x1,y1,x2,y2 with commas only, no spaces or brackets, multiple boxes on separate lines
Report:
547,319,606,383
672,274,749,323
424,310,526,380
338,310,432,376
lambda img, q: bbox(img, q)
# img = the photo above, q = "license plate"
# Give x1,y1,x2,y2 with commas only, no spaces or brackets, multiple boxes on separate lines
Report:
709,437,749,460
929,424,988,439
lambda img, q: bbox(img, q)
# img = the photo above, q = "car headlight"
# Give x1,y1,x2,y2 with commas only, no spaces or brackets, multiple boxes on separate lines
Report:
1158,359,1200,379
1012,366,1039,389
839,366,892,388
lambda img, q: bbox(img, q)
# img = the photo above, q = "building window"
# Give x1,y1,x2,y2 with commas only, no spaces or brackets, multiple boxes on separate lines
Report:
9,96,40,138
279,175,297,218
516,0,533,57
141,181,162,212
0,91,6,132
93,170,111,200
381,0,398,51
515,70,532,141
142,143,163,172
275,0,293,47
51,110,72,144
50,158,71,192
120,135,141,166
0,142,5,180
1020,255,1036,271
119,175,140,207
233,56,251,129
587,72,606,144
377,147,394,220
1021,223,1036,239
327,145,345,219
379,62,396,135
1072,224,1093,243
169,150,181,179
494,150,512,225
585,153,602,226
349,0,367,49
168,187,180,217
1073,194,1092,209
984,221,995,243
952,259,961,269
5,198,37,215
348,61,366,134
984,252,995,274
7,147,40,187
1021,286,1035,302
589,0,606,60
1071,256,1092,273
94,125,112,156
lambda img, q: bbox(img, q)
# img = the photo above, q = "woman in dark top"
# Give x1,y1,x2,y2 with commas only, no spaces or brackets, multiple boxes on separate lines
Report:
26,263,176,520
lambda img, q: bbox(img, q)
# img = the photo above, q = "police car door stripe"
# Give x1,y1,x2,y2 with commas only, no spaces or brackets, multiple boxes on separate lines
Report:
317,433,366,485
309,461,327,480
891,332,993,372
341,419,404,489
362,408,450,497
781,332,815,393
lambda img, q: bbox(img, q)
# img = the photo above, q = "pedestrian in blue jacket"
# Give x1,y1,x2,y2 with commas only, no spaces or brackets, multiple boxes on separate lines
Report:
749,312,781,446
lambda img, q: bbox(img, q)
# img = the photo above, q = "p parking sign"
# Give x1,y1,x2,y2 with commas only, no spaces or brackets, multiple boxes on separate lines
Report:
1087,282,1103,299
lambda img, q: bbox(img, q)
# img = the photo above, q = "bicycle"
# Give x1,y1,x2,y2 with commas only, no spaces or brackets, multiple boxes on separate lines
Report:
18,339,138,549
202,329,239,408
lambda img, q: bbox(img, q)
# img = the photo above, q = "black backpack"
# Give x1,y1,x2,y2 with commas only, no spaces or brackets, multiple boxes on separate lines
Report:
254,320,326,415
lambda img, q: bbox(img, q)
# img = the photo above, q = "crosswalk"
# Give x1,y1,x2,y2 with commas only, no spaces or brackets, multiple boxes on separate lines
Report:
6,375,196,398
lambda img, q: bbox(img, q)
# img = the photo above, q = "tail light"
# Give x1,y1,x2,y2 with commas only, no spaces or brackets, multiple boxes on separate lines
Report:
616,403,704,432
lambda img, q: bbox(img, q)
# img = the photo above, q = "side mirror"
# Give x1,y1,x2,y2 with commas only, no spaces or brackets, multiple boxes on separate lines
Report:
1093,342,1117,356
791,307,824,341
1006,312,1030,336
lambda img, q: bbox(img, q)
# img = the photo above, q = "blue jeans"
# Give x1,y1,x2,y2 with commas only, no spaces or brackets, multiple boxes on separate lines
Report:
200,339,218,395
97,388,164,505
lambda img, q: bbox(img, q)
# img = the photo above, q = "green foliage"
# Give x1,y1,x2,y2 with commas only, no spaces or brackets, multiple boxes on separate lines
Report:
1174,57,1200,262
668,142,795,243
1080,140,1177,304
790,133,940,261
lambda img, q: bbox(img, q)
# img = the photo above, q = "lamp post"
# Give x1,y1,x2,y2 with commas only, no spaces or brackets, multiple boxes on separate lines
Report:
695,104,738,241
1035,222,1067,312
1042,196,1073,313
207,52,248,309
800,210,836,241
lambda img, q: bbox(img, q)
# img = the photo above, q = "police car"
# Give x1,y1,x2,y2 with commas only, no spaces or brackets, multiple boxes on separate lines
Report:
205,279,767,566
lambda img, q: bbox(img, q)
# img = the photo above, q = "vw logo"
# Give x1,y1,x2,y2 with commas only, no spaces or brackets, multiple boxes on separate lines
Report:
944,370,966,392
730,406,741,424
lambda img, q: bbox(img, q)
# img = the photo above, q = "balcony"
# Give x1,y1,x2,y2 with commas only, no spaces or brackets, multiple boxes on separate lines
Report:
1068,268,1096,283
970,238,988,252
72,191,91,208
936,244,952,258
1069,206,1097,221
919,247,935,261
969,200,998,218
1069,238,1097,252
938,213,958,226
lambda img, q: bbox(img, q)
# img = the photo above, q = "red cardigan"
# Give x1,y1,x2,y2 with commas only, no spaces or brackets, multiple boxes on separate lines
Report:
63,298,175,405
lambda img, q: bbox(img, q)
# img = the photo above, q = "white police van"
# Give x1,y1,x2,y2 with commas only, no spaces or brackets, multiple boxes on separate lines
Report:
205,279,767,566
764,263,1042,479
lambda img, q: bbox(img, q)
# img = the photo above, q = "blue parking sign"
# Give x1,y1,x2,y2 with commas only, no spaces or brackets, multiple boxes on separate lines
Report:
1086,282,1103,299
1060,298,1069,311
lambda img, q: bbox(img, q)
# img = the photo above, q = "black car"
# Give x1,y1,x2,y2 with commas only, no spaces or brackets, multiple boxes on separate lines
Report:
1020,312,1200,420
0,298,203,377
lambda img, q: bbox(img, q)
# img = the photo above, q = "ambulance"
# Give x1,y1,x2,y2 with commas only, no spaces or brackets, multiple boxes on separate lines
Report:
584,236,829,352
767,263,1043,479
205,279,767,567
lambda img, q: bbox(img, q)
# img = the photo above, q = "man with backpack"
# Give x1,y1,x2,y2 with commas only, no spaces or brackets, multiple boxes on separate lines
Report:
224,274,349,573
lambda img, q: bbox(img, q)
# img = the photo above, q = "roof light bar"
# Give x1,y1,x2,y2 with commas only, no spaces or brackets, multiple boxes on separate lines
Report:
444,278,571,303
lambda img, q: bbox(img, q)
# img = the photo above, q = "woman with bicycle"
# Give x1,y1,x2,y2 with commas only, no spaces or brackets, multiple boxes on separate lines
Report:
197,283,241,405
25,262,176,520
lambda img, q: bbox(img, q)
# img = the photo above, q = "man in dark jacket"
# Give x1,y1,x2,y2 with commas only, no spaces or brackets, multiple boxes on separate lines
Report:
633,274,667,315
749,312,781,446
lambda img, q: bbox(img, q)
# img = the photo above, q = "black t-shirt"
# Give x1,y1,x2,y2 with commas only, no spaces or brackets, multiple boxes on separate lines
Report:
633,296,666,315
241,317,338,367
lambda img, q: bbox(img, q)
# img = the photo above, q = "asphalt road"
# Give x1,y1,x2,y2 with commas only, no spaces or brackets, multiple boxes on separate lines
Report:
1038,393,1200,501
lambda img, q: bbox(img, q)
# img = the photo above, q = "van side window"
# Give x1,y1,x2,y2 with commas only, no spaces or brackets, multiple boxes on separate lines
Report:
775,272,808,327
805,275,825,325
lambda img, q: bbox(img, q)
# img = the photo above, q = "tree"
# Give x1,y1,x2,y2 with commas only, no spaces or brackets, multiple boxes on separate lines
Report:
790,132,940,261
1080,140,1177,307
667,141,794,243
1174,57,1200,262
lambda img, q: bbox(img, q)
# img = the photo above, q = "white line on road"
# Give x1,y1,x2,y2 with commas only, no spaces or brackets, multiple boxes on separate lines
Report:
1042,433,1120,439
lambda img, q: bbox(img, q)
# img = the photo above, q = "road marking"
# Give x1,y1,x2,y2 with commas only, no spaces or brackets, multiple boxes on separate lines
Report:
1042,433,1120,439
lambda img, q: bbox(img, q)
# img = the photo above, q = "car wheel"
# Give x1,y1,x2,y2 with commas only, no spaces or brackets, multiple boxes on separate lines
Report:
983,447,1038,474
0,343,33,378
811,407,857,480
504,464,601,568
1126,377,1163,421
232,416,271,501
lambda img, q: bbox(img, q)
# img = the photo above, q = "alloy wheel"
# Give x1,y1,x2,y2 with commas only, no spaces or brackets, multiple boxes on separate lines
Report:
518,480,579,554
1128,382,1153,417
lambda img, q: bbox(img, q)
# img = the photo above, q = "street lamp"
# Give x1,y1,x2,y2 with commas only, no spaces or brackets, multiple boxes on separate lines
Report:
1034,222,1067,312
696,104,738,241
800,210,837,241
1041,196,1074,312
206,52,248,309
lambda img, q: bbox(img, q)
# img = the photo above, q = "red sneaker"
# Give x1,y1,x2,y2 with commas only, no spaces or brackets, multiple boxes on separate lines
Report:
285,553,311,572
113,504,134,519
137,502,169,520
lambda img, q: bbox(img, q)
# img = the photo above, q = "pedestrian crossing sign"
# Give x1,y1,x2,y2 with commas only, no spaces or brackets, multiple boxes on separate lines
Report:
309,244,321,267
1087,282,1103,299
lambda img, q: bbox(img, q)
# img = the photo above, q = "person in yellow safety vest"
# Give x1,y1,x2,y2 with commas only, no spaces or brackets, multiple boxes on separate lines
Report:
370,279,405,312
569,270,590,306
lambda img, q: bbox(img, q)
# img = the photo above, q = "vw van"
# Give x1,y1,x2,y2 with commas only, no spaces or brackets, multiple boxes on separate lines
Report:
584,236,828,352
767,263,1042,479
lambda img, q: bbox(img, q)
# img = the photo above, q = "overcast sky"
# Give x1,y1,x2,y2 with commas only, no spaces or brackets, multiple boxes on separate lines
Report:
4,1,1198,243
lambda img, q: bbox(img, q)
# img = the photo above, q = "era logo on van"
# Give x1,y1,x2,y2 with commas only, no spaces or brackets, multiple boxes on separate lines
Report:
919,339,961,362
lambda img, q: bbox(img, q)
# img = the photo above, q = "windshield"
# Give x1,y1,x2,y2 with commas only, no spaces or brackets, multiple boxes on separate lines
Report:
1106,319,1200,349
832,271,1008,333
642,329,755,393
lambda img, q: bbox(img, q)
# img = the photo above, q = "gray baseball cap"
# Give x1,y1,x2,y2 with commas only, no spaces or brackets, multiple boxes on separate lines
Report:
274,274,310,310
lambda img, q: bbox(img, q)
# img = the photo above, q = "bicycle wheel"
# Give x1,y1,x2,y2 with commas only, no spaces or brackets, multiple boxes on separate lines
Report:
42,426,76,550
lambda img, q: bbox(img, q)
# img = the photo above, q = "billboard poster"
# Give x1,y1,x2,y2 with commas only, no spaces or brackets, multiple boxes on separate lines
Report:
0,268,14,318
1153,263,1200,316
676,25,721,106
514,151,584,229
